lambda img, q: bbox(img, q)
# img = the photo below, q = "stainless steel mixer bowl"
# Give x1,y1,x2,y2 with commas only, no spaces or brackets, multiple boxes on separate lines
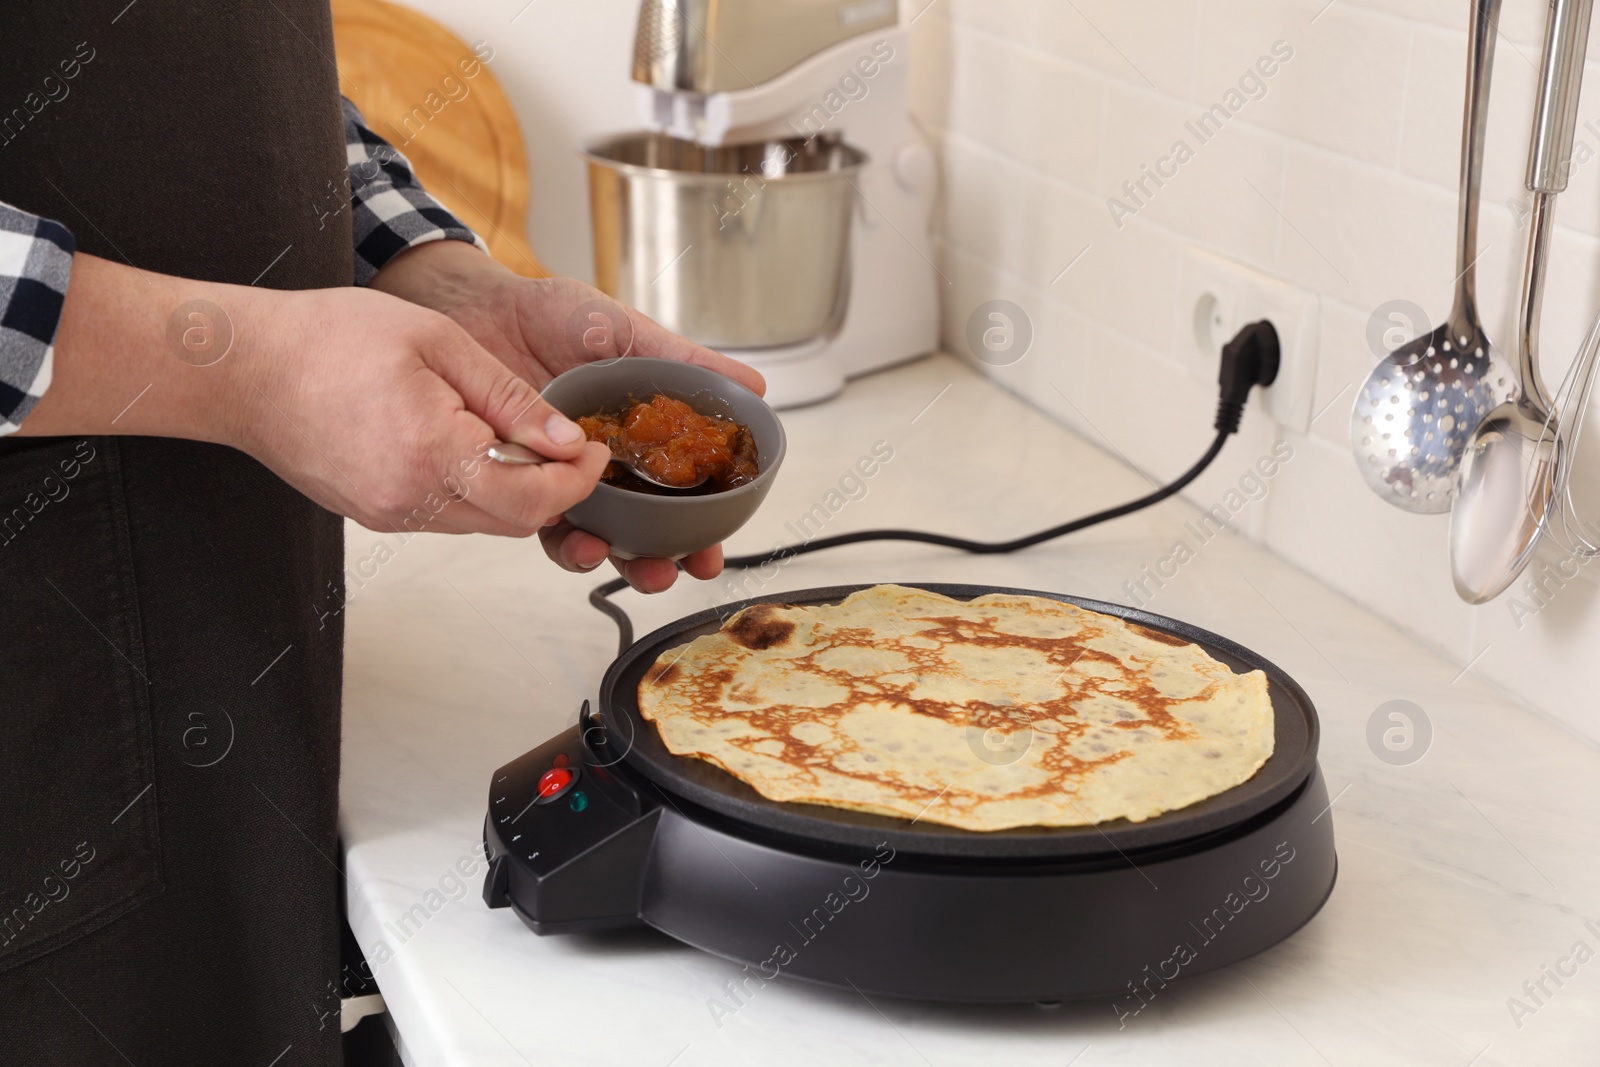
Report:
585,132,867,350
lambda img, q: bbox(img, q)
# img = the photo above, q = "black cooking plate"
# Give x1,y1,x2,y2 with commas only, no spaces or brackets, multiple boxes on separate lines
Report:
597,583,1318,861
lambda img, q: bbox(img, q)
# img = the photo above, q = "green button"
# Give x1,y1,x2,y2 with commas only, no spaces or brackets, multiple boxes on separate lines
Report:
568,790,589,812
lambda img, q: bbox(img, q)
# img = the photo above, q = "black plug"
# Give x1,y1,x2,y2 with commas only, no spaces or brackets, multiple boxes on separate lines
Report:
1214,320,1280,435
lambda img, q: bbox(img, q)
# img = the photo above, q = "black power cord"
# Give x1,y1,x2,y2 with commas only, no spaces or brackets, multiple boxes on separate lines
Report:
590,320,1281,653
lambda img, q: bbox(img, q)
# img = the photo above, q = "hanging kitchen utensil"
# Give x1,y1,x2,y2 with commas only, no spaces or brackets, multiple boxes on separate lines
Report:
1526,298,1600,559
1450,0,1594,604
1351,0,1515,513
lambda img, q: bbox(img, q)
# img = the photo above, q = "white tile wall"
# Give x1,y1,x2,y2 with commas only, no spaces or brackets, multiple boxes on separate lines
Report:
909,0,1600,741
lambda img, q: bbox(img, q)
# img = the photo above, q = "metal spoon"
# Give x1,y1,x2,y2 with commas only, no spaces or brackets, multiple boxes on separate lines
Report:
606,451,711,490
486,441,544,465
488,438,709,490
1450,0,1593,604
1351,0,1515,513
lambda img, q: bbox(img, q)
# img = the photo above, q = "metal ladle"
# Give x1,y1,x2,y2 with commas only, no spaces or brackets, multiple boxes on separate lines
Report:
1351,0,1516,513
1450,0,1594,604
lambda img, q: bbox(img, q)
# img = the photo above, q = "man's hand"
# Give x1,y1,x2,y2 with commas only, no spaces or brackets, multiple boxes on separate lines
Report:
371,240,766,593
234,284,612,536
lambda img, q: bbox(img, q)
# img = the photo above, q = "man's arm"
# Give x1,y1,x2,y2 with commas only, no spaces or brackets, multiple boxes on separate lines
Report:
2,195,604,538
4,202,237,445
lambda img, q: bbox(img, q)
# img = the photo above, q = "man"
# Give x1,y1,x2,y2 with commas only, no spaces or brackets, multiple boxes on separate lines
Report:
0,5,757,1062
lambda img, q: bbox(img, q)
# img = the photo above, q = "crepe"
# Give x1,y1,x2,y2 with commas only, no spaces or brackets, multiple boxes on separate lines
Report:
636,585,1275,831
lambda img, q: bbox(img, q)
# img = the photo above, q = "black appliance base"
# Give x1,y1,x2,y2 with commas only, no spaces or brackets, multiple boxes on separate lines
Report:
483,723,1337,1003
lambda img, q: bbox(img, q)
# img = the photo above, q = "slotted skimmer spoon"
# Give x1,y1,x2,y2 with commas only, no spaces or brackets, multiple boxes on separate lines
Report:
1351,0,1516,513
1450,0,1594,603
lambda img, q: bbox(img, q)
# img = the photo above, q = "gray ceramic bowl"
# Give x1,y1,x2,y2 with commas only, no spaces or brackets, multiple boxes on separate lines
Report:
541,357,785,560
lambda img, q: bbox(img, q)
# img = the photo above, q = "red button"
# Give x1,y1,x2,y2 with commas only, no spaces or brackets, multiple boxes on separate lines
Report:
538,768,573,798
552,753,568,768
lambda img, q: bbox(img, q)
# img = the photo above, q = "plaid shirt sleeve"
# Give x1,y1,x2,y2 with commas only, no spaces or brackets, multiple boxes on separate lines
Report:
0,204,74,436
342,98,489,286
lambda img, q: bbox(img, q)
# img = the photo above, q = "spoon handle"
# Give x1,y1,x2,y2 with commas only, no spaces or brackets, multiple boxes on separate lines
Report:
1519,0,1594,407
1454,0,1502,308
1528,0,1594,195
486,442,545,465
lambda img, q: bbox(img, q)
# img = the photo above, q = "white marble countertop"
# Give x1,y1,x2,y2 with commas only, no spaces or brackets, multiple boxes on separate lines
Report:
340,353,1600,1067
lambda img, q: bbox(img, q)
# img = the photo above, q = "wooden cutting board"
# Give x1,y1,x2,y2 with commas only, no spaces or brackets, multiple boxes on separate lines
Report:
332,0,548,277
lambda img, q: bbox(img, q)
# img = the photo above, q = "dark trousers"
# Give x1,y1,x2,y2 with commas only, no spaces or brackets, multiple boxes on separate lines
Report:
0,435,345,1066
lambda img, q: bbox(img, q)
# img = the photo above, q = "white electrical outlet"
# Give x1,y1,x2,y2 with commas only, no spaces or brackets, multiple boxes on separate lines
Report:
1178,248,1320,434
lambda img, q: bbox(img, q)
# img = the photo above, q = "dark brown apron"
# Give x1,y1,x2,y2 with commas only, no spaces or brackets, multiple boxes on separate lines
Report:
1,4,353,1063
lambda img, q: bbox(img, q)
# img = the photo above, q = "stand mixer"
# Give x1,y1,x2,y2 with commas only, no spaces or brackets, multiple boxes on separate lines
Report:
585,0,939,407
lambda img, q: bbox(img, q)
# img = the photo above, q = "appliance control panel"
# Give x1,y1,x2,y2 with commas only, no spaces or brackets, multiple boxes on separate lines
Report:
482,705,660,933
